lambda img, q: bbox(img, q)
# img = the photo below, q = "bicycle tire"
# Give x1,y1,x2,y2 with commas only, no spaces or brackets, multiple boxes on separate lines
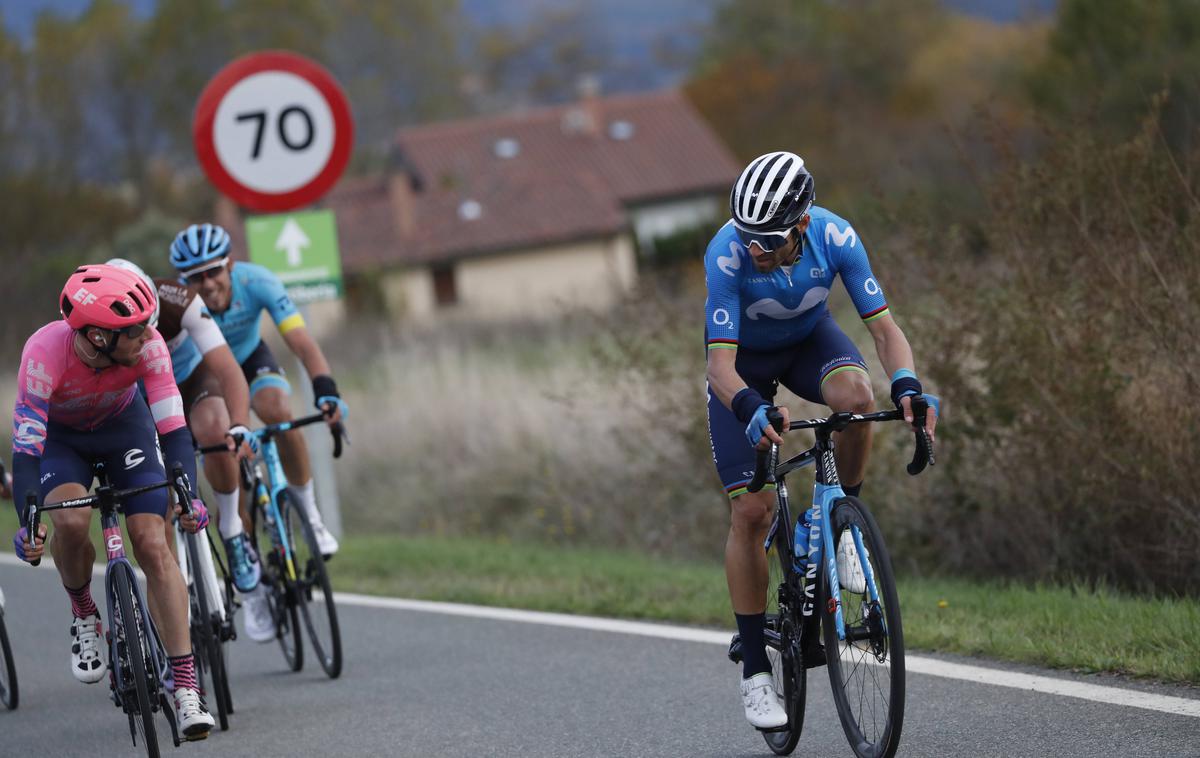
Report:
254,495,303,672
284,496,343,678
184,530,228,731
821,497,905,758
206,534,236,717
114,564,161,758
0,607,17,710
762,528,807,755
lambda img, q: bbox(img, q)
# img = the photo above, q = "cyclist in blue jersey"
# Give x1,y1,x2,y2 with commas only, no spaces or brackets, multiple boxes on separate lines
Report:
168,224,347,564
705,152,938,729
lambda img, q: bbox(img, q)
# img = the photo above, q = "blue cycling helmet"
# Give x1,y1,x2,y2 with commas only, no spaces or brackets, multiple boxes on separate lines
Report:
170,223,231,271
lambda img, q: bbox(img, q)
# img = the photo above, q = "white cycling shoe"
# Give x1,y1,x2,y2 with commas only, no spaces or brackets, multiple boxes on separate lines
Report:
70,614,106,684
308,517,339,558
836,533,869,594
740,672,788,730
173,686,215,740
242,584,277,643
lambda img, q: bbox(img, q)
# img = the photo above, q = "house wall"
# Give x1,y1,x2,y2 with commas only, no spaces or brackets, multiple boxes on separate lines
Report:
626,195,722,250
379,232,637,321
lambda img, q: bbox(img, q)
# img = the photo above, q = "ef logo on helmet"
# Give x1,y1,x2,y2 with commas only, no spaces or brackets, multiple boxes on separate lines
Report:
72,288,98,306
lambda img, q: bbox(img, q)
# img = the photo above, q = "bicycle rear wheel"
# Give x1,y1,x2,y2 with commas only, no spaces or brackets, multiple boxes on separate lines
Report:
113,564,161,758
0,606,17,710
254,499,304,672
822,497,905,758
762,529,806,756
284,496,343,678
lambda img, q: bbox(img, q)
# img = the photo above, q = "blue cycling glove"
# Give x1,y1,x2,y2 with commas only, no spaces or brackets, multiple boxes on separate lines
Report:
745,404,773,447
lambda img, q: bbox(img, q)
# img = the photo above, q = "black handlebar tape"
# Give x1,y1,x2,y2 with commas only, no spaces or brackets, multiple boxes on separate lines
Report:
26,491,41,567
331,422,344,459
906,396,934,476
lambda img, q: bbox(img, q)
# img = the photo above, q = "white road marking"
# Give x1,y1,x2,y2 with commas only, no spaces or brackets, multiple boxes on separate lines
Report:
2,555,1194,718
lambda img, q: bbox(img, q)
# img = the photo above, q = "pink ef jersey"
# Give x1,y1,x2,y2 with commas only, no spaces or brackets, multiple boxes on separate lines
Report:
13,320,186,458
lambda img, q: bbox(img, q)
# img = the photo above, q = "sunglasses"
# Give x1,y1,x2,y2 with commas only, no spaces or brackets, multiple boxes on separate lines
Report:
184,258,228,284
113,320,151,339
734,224,795,253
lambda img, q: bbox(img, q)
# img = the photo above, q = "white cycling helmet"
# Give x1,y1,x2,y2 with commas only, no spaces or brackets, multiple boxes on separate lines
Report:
730,151,815,236
105,258,161,328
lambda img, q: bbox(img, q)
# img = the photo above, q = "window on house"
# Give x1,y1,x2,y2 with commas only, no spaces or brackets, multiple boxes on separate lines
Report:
432,264,458,306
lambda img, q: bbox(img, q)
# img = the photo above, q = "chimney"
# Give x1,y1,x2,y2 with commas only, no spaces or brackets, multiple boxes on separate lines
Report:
387,146,421,237
562,74,602,136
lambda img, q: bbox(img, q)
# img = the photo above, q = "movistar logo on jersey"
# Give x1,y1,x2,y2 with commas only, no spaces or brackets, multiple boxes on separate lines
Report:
745,288,829,320
825,222,857,248
717,242,742,277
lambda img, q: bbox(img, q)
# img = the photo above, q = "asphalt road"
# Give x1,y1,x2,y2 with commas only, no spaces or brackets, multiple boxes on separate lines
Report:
0,560,1197,758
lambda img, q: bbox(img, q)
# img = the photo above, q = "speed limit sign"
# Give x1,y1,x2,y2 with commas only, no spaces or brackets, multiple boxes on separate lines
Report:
193,51,353,212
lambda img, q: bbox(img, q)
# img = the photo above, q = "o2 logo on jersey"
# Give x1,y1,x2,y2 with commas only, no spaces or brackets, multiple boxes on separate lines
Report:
863,278,881,296
712,308,732,327
824,222,857,249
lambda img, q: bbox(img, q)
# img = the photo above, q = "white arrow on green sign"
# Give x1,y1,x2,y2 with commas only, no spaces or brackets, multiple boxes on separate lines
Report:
245,209,343,304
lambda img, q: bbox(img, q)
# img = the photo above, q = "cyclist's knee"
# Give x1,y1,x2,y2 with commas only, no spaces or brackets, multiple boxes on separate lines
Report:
253,388,292,424
824,371,875,414
189,396,230,446
730,490,774,533
127,517,174,574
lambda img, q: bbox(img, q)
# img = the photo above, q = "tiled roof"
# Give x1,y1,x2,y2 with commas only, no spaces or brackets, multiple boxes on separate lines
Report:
326,89,740,270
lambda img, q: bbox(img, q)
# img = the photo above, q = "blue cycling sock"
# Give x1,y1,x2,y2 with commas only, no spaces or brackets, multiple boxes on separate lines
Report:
735,612,771,678
843,482,862,498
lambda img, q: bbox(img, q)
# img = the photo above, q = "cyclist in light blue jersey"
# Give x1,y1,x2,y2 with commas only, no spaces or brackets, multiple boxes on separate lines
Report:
169,224,346,571
705,152,938,729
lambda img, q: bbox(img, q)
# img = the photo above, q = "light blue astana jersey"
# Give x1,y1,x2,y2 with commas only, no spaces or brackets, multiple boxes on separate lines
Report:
704,206,890,352
208,262,305,364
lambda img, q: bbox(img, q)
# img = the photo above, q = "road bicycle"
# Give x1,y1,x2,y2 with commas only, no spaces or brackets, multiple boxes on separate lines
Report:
202,409,345,678
0,582,17,710
729,397,935,758
171,480,236,731
26,462,197,757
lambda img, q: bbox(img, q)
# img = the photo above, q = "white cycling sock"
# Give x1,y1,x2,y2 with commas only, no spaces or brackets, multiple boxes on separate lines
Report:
287,479,324,526
214,489,243,540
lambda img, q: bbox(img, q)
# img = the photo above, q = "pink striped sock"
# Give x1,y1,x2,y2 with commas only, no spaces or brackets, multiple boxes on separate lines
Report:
65,582,99,619
169,655,198,692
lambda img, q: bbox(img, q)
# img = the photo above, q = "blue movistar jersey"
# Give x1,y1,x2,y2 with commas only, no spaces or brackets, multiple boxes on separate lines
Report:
207,262,305,365
704,206,890,352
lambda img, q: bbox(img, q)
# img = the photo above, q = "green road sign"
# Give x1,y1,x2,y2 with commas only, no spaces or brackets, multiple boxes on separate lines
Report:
245,209,343,304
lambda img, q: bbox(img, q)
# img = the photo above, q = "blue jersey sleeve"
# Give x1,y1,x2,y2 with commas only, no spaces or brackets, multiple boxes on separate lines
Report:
242,264,305,335
704,226,746,350
820,212,890,323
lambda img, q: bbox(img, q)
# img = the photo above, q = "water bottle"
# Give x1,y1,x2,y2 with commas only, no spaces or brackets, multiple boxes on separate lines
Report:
794,507,816,572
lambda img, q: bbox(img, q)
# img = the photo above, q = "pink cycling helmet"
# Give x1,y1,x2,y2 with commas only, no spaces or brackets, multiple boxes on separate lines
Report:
60,264,158,331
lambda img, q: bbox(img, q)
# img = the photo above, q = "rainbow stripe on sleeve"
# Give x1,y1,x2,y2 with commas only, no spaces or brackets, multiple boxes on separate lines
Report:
861,305,890,323
706,338,738,351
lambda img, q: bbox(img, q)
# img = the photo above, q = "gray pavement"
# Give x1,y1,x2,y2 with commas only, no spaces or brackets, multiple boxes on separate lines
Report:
0,561,1197,757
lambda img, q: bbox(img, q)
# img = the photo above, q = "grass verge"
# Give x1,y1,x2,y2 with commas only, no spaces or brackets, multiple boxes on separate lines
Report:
332,534,1200,685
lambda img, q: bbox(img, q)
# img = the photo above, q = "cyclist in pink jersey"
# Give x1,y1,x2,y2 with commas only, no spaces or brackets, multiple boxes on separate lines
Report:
11,264,215,739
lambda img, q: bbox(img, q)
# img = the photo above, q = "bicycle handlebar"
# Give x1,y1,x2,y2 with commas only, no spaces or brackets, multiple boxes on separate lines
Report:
746,402,936,494
24,463,192,567
198,409,346,461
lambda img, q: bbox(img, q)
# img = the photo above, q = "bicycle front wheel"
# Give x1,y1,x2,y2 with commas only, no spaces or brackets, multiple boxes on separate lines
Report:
763,529,806,755
185,530,228,731
0,606,18,710
284,496,343,678
822,497,905,758
253,499,304,672
114,564,161,758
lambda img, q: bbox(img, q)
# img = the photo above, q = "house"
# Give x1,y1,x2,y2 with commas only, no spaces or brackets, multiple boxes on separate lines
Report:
220,88,740,323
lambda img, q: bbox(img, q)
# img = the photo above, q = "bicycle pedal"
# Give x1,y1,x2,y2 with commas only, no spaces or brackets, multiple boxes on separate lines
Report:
803,644,827,669
756,723,791,734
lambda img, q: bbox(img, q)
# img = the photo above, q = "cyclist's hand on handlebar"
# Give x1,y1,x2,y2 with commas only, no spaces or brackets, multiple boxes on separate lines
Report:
176,498,209,534
748,405,789,450
900,394,937,442
14,524,46,564
318,398,347,427
225,424,257,460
